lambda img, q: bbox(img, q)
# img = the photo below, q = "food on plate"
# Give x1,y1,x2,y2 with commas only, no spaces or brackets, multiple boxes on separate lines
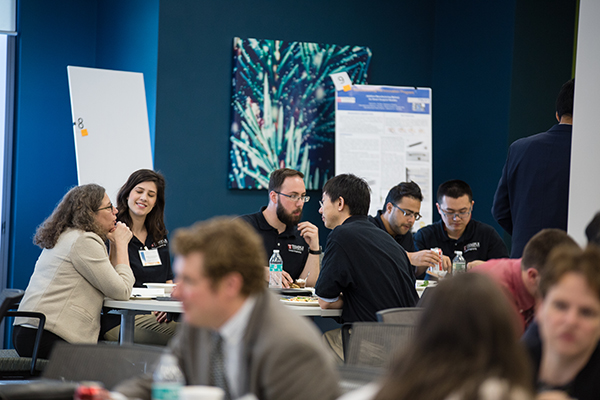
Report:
289,278,307,289
283,296,317,303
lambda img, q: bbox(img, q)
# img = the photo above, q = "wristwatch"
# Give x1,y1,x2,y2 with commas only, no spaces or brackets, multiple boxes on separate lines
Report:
309,247,322,255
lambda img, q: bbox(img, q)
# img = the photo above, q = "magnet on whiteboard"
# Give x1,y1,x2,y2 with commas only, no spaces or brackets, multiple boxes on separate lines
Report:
81,129,88,137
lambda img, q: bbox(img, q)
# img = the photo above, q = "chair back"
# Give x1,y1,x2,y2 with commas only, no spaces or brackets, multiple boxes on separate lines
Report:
337,364,384,394
0,288,50,378
42,342,164,390
344,322,415,368
0,289,24,318
376,307,423,324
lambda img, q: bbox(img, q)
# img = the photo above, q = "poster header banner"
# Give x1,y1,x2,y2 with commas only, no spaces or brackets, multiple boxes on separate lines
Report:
336,86,431,114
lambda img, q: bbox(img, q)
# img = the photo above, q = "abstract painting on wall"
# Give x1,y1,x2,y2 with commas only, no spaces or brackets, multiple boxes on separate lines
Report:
228,37,372,189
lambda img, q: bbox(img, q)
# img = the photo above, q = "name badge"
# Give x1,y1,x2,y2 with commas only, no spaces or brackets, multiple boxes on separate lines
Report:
139,248,162,267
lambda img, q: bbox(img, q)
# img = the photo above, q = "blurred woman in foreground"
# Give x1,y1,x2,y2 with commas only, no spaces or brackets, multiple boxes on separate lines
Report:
14,184,134,358
525,245,600,400
343,273,533,400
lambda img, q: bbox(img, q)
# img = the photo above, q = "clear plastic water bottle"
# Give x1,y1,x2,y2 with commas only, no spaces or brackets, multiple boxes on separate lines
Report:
452,251,466,275
152,353,185,400
269,249,283,288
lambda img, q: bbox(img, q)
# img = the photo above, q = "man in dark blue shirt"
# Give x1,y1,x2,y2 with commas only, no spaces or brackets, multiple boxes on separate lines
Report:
369,181,449,278
240,168,321,287
415,180,508,277
492,79,574,258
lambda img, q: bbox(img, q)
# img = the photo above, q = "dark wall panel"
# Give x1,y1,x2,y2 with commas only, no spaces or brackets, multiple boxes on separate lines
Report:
154,0,436,238
430,0,517,230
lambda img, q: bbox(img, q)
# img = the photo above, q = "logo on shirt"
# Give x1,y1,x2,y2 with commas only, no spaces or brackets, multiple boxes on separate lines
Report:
153,238,169,249
464,242,480,253
288,244,304,254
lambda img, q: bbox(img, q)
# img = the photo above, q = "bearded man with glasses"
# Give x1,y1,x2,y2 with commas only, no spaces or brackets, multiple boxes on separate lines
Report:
414,179,508,277
240,168,321,288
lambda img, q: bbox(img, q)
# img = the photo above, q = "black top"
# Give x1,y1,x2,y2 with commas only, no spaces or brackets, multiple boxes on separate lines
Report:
368,211,418,252
315,215,418,323
128,233,173,287
523,321,600,400
239,207,309,280
413,219,508,278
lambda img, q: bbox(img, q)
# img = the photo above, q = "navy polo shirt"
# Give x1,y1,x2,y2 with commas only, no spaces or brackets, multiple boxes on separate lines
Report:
368,210,418,252
127,233,173,287
239,207,309,280
413,219,508,278
315,215,418,323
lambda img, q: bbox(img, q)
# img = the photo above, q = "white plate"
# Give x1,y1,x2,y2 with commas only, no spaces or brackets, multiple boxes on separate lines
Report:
280,299,320,307
143,283,176,294
415,280,437,289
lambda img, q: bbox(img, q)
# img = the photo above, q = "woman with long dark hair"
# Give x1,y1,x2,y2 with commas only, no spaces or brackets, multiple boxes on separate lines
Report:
14,184,134,358
102,169,176,345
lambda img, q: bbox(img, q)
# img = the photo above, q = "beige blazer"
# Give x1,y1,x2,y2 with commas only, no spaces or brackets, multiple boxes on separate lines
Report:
15,228,134,343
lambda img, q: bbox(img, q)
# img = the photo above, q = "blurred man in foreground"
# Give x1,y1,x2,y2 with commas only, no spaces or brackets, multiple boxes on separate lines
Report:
115,217,339,400
472,229,578,334
240,168,320,287
370,181,450,277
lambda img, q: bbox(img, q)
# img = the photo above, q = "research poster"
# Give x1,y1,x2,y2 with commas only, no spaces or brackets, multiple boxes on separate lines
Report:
335,85,432,228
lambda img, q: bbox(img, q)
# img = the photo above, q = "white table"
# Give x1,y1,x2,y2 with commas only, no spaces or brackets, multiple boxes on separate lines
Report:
103,298,341,345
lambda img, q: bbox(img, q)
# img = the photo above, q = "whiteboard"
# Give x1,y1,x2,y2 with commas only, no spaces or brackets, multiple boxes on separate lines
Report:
335,85,433,229
67,66,153,201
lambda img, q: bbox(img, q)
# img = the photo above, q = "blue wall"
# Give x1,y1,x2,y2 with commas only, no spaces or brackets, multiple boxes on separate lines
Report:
9,0,159,290
8,0,576,291
430,1,517,228
154,0,436,241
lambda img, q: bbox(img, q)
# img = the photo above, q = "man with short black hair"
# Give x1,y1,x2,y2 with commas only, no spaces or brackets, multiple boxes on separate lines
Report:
492,79,575,258
414,179,508,276
115,217,340,400
316,174,418,320
316,174,418,362
472,229,578,333
370,181,451,277
240,168,320,287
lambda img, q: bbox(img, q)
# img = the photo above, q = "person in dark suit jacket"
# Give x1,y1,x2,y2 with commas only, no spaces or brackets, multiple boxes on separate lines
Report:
115,217,339,400
492,79,575,258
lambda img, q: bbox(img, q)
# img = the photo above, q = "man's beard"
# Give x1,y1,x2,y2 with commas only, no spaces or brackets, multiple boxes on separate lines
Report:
277,201,302,226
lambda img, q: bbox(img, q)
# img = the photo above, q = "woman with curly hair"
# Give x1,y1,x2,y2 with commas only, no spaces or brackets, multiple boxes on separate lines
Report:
14,184,134,358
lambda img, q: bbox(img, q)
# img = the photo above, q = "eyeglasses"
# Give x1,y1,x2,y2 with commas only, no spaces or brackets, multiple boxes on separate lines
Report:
275,191,310,203
97,202,114,212
319,200,324,208
392,203,422,221
440,207,471,220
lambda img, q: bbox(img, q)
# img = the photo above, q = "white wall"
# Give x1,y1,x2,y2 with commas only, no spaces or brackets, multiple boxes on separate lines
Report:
568,0,600,245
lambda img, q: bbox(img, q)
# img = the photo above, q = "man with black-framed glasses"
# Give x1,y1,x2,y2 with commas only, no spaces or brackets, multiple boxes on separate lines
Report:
414,179,508,278
240,168,320,288
369,181,451,278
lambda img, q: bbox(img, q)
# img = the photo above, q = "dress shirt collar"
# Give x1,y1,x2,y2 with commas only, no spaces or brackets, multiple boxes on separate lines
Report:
219,295,257,346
